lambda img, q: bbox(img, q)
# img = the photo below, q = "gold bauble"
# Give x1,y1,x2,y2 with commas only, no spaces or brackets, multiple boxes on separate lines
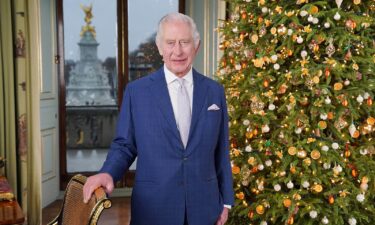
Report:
312,76,320,84
367,117,375,125
297,149,307,158
246,131,254,139
236,192,245,200
334,82,343,91
318,121,327,129
311,150,321,160
312,184,323,193
288,146,297,155
271,27,277,35
256,205,265,214
283,198,292,208
303,158,312,166
353,0,361,5
263,79,270,88
293,193,301,200
344,150,351,158
251,34,259,44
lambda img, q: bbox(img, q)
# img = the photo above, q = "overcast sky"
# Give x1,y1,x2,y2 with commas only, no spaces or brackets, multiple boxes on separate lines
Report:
63,0,178,61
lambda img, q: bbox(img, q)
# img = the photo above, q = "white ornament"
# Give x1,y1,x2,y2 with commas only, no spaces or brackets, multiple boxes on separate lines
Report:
324,22,331,28
235,64,242,70
335,0,343,8
245,145,253,152
274,63,280,70
360,148,368,155
300,10,308,17
287,29,293,35
271,54,278,62
332,142,339,150
334,12,341,21
323,163,331,169
344,79,350,85
312,18,319,24
297,36,304,44
295,128,302,134
356,95,364,103
322,145,329,151
309,210,318,219
308,15,314,22
301,50,308,58
322,216,329,224
302,181,310,188
348,218,357,225
260,221,268,225
258,164,264,171
262,7,268,13
258,183,264,190
363,92,370,99
268,104,276,110
325,97,331,104
356,193,365,202
265,160,272,167
287,181,294,189
333,165,343,174
262,124,270,133
320,113,328,120
274,184,281,191
243,119,250,126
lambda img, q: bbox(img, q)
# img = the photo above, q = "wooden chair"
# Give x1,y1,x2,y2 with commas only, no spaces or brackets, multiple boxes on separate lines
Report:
47,174,111,225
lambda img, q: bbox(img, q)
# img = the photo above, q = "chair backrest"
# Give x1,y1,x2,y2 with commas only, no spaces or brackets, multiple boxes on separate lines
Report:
48,174,111,225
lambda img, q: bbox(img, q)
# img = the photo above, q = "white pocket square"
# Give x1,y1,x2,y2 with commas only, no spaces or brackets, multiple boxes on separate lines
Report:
207,104,220,111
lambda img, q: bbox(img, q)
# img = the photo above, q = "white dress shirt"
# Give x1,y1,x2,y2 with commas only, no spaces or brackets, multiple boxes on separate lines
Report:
164,65,193,125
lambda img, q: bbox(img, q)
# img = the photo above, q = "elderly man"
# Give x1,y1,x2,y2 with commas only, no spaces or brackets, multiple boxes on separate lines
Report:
83,12,234,225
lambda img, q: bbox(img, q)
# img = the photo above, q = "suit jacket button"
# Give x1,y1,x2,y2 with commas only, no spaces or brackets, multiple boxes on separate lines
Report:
183,157,188,161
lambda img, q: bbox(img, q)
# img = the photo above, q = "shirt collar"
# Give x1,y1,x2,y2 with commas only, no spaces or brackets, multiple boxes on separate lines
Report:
164,65,193,85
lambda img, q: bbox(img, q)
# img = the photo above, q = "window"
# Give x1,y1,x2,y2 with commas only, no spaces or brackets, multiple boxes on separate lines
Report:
57,0,183,188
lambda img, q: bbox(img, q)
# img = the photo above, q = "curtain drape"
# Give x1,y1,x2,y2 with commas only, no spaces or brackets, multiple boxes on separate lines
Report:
0,0,42,224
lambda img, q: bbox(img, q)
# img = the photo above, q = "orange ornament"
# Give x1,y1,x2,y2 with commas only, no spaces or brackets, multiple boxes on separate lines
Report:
241,12,247,20
263,79,270,88
367,98,373,106
287,216,294,225
344,150,351,158
327,112,334,120
328,195,335,204
351,169,358,177
256,205,265,214
248,210,254,219
232,166,240,174
367,117,375,125
342,99,349,107
283,198,292,208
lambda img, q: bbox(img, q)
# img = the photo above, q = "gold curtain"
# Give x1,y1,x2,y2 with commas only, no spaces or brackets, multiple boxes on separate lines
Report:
0,0,19,197
0,0,42,224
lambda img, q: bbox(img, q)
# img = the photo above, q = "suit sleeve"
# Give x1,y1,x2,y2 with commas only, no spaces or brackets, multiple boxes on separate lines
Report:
100,84,137,182
215,85,235,206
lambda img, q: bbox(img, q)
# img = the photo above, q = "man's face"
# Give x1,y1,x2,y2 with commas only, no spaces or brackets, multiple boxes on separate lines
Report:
157,20,199,77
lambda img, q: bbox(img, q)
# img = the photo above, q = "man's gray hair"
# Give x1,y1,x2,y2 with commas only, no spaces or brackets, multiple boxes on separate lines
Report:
156,12,200,48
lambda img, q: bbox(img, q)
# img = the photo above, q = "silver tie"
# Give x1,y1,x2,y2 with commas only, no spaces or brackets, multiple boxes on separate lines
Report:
176,78,191,148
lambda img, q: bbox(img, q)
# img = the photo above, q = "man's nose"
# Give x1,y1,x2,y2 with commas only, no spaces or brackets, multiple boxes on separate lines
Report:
173,43,183,55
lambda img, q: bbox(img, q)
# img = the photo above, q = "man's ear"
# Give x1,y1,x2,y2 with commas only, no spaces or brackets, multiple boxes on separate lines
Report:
194,40,201,55
156,42,163,56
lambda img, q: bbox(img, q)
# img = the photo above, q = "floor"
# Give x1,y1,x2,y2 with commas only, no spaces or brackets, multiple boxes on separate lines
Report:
42,197,131,225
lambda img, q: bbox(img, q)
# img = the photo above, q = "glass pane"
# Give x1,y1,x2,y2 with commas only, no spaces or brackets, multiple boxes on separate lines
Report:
128,0,179,82
63,0,118,172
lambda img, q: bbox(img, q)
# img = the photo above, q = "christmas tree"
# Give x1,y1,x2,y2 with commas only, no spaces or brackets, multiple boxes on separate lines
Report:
217,0,375,224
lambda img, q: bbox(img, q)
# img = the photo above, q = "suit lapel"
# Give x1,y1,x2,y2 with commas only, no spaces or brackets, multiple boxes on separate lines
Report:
149,69,180,141
187,70,208,146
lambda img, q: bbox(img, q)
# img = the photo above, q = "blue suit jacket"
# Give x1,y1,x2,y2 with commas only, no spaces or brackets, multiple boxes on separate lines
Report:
101,68,234,225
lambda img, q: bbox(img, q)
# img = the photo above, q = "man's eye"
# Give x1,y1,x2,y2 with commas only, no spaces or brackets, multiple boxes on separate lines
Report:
167,41,175,46
180,41,190,45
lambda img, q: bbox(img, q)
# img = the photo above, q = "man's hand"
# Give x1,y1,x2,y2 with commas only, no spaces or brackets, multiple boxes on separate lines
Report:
215,207,229,225
83,173,114,203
